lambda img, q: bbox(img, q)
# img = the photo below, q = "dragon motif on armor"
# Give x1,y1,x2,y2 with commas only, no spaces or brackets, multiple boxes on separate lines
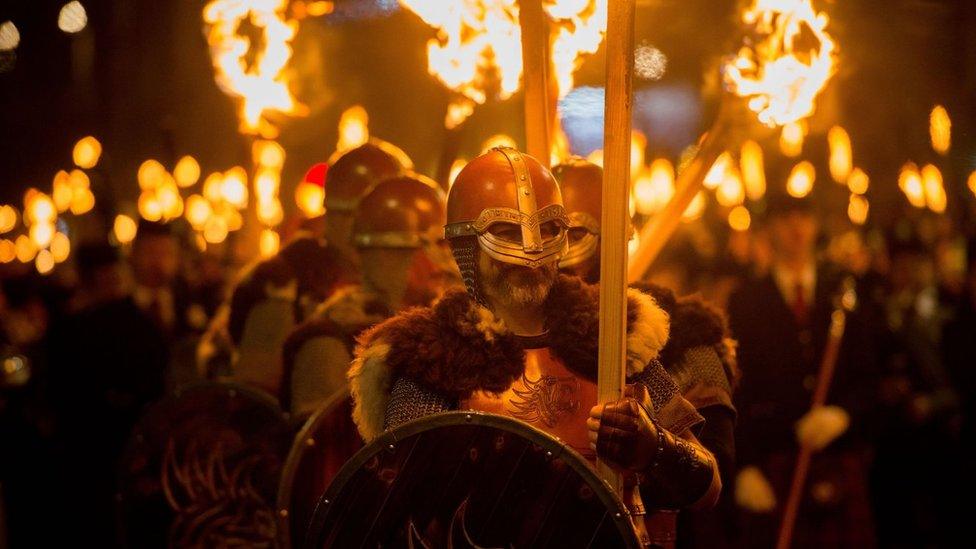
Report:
161,437,279,548
508,373,580,428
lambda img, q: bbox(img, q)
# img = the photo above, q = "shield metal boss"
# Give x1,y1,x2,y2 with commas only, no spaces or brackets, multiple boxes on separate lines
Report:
305,411,640,548
276,388,363,547
117,382,292,548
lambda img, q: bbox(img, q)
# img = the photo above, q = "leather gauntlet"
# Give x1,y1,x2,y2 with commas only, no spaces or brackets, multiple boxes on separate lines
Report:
593,389,717,509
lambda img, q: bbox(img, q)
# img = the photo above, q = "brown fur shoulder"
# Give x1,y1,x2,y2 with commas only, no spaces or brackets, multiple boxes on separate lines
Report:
548,276,669,379
356,289,525,401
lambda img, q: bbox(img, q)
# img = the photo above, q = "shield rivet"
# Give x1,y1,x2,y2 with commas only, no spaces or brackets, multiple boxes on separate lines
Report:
279,509,288,518
388,444,395,450
324,499,330,505
305,438,316,447
615,512,622,518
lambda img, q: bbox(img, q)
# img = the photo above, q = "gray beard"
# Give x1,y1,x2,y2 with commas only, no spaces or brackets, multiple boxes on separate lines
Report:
482,264,556,308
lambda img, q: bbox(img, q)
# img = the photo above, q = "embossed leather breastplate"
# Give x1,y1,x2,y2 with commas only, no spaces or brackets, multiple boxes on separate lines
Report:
462,345,597,460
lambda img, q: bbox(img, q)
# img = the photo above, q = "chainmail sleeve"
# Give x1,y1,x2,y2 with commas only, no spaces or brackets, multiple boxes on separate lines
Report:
383,376,456,431
628,358,704,435
668,345,735,415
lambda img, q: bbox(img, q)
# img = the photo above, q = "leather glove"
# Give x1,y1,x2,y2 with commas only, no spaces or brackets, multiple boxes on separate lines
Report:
795,405,849,451
586,385,659,472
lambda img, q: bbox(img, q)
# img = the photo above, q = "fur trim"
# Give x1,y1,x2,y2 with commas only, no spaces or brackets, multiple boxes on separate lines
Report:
544,276,669,379
624,288,670,376
349,275,672,431
634,282,740,390
348,342,392,440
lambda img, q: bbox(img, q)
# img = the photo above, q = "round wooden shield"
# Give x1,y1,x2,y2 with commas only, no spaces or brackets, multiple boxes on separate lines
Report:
276,388,364,547
116,382,292,548
305,411,640,548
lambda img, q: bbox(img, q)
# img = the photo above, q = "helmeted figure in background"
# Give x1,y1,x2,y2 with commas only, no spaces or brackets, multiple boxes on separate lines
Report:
348,148,722,544
197,140,410,399
282,172,457,417
555,157,740,548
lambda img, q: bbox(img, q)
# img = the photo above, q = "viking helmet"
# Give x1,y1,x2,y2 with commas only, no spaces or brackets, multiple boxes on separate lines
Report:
352,173,446,249
552,158,603,269
325,139,413,214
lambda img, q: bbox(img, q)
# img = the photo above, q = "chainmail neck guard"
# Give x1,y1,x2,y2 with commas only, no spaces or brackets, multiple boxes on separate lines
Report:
448,235,488,307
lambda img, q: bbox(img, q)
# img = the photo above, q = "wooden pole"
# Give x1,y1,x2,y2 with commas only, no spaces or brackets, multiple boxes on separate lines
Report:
776,306,849,549
626,125,729,282
597,0,635,494
519,0,551,167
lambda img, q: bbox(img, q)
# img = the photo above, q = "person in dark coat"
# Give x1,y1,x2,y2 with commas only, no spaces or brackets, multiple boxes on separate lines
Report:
46,243,169,545
726,194,877,548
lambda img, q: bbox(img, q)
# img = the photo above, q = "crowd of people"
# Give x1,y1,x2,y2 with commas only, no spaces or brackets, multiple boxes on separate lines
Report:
1,140,973,548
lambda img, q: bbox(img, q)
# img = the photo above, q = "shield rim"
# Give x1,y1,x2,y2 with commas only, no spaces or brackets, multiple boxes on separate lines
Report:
276,386,355,548
304,410,640,549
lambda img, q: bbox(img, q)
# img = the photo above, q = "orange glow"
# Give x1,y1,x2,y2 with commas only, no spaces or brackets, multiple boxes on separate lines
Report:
930,105,951,155
114,215,138,244
586,149,604,168
786,161,815,198
295,182,325,217
156,185,183,220
257,198,284,227
259,228,280,258
704,152,733,190
174,156,201,188
50,232,71,263
633,159,675,215
25,191,56,225
138,191,163,222
138,160,167,190
630,131,647,181
550,122,571,166
0,239,15,263
716,167,745,207
70,188,96,216
401,1,608,128
968,171,976,197
481,134,519,153
449,158,467,188
740,140,766,201
779,121,805,157
185,195,212,229
72,136,102,169
336,106,369,153
728,205,752,231
203,215,230,244
898,162,925,209
15,235,36,263
253,140,286,170
847,167,869,195
828,126,852,183
203,173,224,203
682,191,706,221
29,222,55,249
724,0,835,126
221,167,249,209
0,205,17,234
921,164,946,214
35,249,55,275
53,171,73,213
848,194,869,225
254,170,280,204
203,0,303,137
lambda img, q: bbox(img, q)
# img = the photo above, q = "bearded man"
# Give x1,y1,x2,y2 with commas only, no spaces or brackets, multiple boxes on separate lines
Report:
348,148,721,544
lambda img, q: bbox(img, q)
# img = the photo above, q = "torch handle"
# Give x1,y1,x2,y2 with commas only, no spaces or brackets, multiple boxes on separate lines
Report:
597,0,636,495
519,0,551,167
776,309,848,549
627,126,729,282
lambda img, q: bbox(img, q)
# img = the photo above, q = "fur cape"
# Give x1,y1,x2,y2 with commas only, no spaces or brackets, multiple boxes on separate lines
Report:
632,282,740,389
348,275,670,440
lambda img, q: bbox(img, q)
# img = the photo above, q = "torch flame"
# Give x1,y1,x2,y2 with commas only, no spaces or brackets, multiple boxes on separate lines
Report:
724,0,836,126
203,0,304,138
401,0,608,128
